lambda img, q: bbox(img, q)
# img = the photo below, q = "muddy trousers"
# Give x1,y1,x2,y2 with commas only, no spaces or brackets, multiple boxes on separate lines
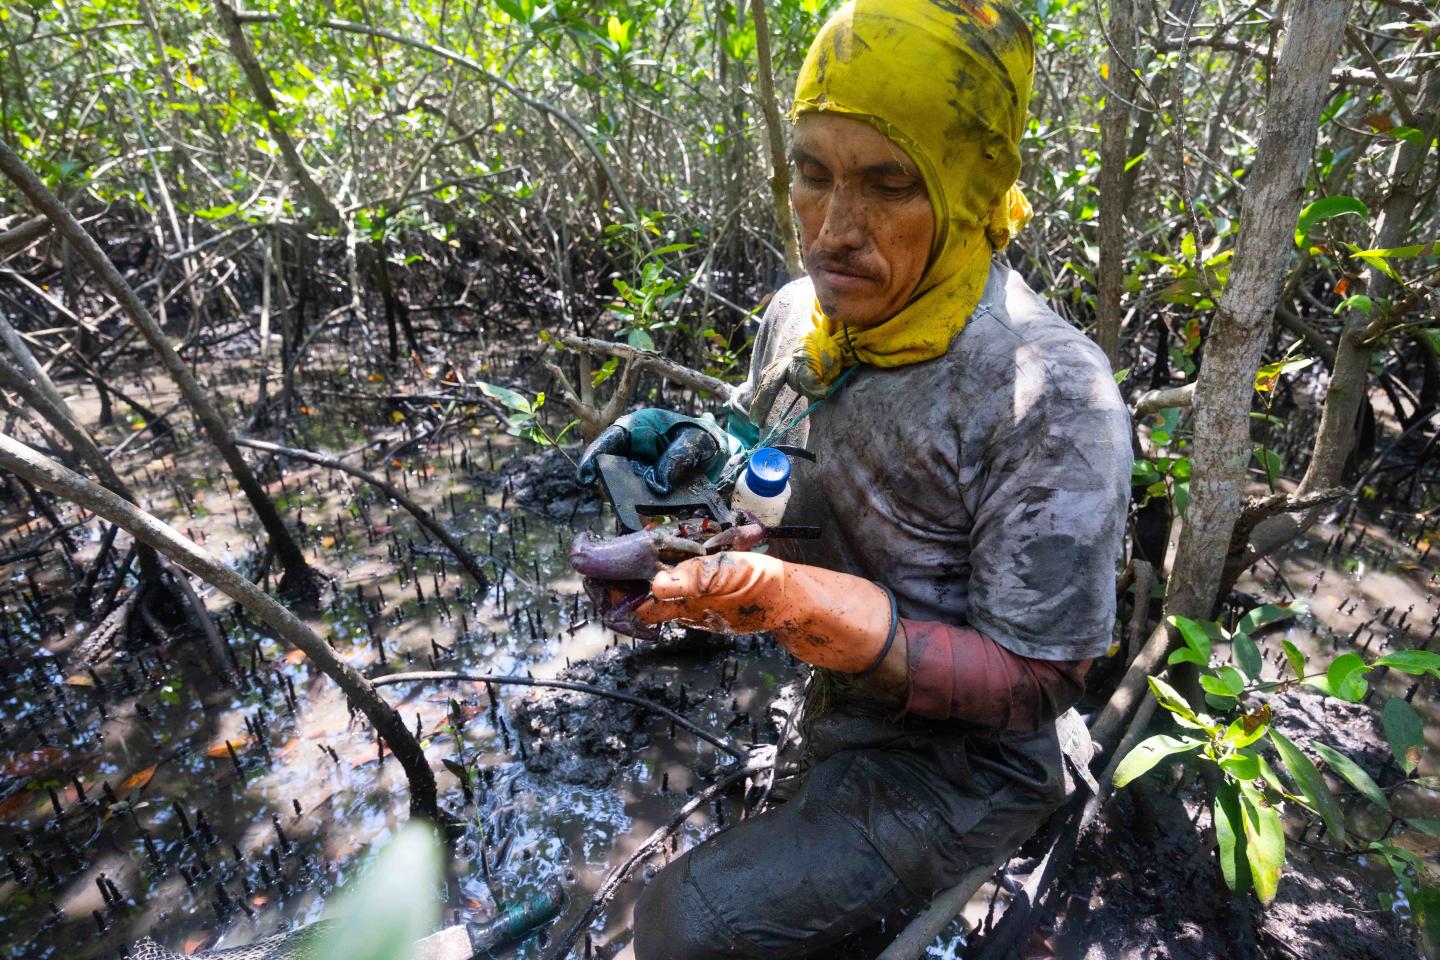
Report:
631,746,1061,960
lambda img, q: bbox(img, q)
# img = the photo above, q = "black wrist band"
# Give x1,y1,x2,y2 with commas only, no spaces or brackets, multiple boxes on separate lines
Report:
852,582,899,679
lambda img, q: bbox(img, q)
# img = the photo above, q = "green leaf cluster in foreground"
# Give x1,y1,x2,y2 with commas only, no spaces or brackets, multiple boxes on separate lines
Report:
1116,604,1440,950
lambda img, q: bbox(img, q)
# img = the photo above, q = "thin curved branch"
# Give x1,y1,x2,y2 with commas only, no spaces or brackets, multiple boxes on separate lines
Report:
543,752,770,960
369,670,744,760
555,331,734,399
234,438,489,589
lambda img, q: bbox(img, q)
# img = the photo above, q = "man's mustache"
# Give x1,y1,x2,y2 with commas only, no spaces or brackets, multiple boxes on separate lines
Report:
806,251,879,281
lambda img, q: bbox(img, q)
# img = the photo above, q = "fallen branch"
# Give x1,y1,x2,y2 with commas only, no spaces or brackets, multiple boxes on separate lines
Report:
234,438,489,590
968,694,1159,959
0,430,439,818
876,857,1008,960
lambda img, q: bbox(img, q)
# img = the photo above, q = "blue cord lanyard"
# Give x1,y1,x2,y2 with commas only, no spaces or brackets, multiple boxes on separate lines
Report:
723,364,859,486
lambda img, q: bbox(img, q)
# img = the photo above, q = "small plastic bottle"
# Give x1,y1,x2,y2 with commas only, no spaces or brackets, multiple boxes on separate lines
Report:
466,879,566,955
730,447,792,528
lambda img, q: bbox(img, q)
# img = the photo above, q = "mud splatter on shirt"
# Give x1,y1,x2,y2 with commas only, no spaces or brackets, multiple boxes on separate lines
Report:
733,258,1132,662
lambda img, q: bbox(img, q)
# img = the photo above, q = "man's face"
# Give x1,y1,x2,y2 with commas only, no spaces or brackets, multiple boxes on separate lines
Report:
790,113,935,328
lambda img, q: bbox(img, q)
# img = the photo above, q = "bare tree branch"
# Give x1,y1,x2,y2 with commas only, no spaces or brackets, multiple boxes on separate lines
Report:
555,331,734,399
1154,33,1418,93
1132,381,1196,415
0,135,319,595
0,216,48,257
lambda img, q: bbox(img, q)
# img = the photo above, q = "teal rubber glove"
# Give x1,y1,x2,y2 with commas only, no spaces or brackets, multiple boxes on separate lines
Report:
576,409,744,495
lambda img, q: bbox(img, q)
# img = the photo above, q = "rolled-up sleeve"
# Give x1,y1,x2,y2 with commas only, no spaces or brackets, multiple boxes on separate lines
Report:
901,619,1091,731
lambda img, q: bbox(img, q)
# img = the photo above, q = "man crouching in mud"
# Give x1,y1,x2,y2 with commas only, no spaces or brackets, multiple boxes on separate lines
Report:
575,1,1132,955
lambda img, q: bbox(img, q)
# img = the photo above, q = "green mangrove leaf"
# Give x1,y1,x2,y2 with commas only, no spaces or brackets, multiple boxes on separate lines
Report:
1271,730,1347,847
1304,652,1369,701
1112,734,1202,788
1214,778,1251,895
1147,675,1211,731
1239,782,1286,905
1295,195,1368,249
1219,751,1261,781
1223,705,1272,750
1281,640,1307,681
1232,631,1263,681
1373,650,1440,677
1312,742,1389,812
1236,600,1306,636
1383,696,1424,775
1168,615,1213,660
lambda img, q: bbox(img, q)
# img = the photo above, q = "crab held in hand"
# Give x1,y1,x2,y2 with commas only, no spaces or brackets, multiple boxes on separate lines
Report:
569,513,766,640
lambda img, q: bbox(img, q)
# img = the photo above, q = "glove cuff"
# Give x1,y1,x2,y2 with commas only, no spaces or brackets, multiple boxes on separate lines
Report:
850,583,899,678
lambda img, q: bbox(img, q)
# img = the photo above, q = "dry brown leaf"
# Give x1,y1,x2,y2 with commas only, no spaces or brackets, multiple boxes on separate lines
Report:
0,791,34,822
1363,112,1396,132
116,765,157,798
205,735,253,758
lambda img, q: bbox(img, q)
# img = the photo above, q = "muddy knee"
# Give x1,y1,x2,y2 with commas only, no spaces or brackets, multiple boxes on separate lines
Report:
632,857,728,960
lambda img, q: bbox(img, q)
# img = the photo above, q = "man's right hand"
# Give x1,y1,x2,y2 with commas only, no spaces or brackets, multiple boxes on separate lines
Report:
576,409,730,495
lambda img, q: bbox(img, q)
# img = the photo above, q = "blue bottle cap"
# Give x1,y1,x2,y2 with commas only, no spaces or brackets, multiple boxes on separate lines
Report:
744,447,791,498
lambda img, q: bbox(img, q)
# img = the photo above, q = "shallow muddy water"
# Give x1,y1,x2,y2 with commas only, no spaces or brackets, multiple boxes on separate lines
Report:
0,361,795,960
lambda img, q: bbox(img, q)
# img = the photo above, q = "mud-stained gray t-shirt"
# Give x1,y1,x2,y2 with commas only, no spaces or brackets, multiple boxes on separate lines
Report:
732,260,1132,662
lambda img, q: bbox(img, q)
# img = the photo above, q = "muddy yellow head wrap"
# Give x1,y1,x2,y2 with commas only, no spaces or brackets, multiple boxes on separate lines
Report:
780,0,1035,400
